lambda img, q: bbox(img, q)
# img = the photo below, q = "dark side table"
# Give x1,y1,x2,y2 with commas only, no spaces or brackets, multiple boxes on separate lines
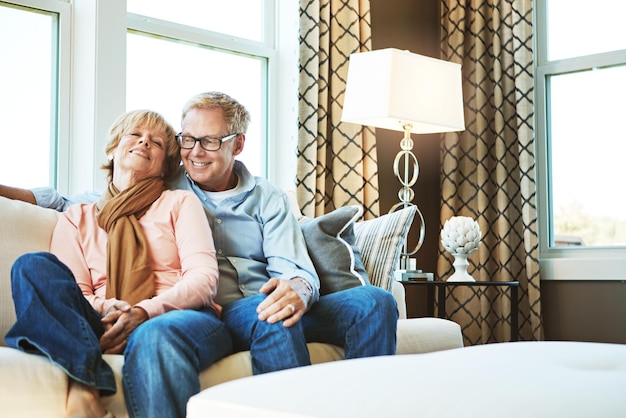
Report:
400,276,519,342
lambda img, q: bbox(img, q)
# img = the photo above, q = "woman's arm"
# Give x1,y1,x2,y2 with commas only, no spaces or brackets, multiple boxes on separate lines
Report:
50,204,113,315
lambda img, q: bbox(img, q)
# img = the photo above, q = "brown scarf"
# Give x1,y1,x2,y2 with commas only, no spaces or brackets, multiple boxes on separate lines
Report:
96,177,165,306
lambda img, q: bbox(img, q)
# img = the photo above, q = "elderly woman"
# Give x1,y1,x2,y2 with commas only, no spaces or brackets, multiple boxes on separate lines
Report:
5,110,232,418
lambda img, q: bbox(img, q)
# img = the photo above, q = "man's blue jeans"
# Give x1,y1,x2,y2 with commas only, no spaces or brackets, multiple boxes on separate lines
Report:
5,252,233,418
221,285,398,374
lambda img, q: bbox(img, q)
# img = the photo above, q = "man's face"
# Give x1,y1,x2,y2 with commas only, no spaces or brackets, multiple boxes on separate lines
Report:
180,107,243,192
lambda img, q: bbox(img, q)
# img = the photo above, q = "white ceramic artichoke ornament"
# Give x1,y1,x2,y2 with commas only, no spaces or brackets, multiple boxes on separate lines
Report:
440,216,482,282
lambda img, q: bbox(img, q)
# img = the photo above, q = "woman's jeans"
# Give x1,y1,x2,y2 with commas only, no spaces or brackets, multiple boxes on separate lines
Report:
5,252,232,418
221,285,398,375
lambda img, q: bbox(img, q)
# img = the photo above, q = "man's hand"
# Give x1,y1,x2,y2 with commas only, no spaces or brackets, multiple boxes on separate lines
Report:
257,278,310,327
100,305,148,354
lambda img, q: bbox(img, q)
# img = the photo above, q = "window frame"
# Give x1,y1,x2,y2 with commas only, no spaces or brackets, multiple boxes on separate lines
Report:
1,0,71,191
535,0,626,280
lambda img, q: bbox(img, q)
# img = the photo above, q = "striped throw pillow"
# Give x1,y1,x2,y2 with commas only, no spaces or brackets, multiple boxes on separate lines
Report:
353,205,417,291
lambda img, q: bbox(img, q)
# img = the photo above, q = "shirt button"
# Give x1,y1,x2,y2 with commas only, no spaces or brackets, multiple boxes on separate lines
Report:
217,249,223,255
240,284,246,290
216,219,222,224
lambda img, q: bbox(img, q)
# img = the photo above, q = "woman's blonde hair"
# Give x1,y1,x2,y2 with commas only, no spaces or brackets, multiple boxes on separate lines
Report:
101,110,179,183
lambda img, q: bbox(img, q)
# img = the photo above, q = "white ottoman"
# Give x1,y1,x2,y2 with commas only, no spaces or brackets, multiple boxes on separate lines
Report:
187,341,626,418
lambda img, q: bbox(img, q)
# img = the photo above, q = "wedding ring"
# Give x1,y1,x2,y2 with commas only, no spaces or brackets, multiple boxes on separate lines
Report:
287,304,295,314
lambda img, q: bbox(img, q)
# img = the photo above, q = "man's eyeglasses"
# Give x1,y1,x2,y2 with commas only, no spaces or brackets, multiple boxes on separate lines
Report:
176,133,238,151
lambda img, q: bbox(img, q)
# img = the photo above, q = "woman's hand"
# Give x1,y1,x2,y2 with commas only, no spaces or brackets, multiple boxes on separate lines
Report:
100,306,149,354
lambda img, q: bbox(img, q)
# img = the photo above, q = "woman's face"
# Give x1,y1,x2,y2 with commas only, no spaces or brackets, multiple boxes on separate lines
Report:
112,124,168,181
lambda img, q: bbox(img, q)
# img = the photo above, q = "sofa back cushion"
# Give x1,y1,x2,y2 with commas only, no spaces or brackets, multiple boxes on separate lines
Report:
0,197,60,346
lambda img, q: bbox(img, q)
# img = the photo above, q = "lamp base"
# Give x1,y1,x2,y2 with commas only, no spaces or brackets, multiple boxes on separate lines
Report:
389,122,425,263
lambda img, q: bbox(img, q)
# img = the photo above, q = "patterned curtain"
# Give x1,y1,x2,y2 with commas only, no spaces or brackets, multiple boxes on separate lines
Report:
438,0,543,344
298,0,380,219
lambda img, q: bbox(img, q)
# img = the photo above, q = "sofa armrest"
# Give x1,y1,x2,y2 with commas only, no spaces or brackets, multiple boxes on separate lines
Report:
0,197,60,345
391,280,407,319
396,317,464,354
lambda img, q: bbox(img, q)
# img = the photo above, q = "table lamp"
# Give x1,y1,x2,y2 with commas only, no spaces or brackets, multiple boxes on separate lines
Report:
341,48,465,271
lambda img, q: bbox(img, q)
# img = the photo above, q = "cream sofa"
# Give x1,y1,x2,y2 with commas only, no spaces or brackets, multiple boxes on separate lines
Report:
0,196,463,418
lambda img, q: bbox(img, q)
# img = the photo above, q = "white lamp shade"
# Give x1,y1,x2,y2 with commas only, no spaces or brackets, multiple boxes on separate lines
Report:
341,48,465,134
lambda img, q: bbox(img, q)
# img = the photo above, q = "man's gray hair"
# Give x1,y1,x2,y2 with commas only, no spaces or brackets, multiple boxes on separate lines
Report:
182,91,251,134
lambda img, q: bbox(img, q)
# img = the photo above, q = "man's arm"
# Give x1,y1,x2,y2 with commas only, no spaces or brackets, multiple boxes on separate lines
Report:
0,183,101,211
0,184,37,204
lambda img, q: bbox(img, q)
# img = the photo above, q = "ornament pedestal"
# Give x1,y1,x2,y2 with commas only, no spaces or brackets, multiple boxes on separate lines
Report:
447,252,475,282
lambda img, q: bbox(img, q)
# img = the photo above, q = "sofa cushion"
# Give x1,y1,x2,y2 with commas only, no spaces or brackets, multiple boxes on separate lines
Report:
300,206,370,295
298,203,417,295
0,197,60,345
354,205,417,291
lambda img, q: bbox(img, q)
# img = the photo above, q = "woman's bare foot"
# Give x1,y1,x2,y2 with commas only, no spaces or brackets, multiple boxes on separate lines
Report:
65,379,109,418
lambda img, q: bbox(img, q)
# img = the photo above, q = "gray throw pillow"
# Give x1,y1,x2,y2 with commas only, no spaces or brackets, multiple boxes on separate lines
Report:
299,205,370,295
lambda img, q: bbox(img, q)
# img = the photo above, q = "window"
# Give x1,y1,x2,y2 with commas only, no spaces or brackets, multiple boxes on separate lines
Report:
0,0,69,189
536,0,626,279
126,1,274,177
0,1,297,195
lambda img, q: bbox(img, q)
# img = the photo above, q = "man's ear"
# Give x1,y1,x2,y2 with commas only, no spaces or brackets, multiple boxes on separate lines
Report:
233,134,245,156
